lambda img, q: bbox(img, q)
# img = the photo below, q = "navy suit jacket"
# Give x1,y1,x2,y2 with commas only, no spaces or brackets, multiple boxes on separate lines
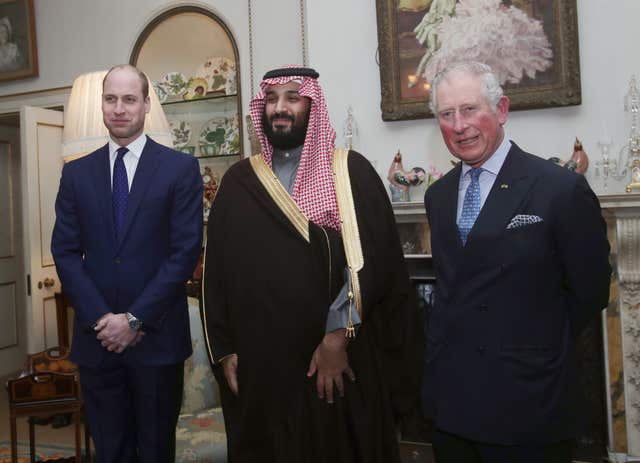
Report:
422,143,611,444
52,136,203,367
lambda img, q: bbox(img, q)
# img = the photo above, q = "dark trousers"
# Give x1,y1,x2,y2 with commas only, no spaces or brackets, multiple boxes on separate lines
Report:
79,357,184,463
433,429,573,463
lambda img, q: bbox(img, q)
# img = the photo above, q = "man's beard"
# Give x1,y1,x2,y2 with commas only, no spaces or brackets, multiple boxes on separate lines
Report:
262,108,310,150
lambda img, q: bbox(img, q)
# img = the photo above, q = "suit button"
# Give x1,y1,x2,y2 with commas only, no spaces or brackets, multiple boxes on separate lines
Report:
476,346,486,355
115,257,121,264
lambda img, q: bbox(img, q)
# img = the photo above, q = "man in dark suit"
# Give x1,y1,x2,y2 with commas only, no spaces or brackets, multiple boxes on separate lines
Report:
51,64,203,463
422,61,611,462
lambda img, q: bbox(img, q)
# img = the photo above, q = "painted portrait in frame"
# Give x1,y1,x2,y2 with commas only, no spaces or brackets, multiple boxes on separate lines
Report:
0,0,37,82
376,0,581,121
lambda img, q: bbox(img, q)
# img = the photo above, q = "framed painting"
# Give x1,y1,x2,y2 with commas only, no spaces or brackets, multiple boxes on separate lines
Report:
376,0,581,121
0,0,37,82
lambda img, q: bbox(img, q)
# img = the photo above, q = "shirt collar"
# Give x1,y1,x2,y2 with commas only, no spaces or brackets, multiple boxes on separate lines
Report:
109,133,147,161
461,136,512,177
272,145,303,161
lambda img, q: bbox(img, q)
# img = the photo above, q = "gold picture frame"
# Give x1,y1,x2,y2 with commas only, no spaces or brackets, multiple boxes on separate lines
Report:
376,0,581,121
0,0,38,82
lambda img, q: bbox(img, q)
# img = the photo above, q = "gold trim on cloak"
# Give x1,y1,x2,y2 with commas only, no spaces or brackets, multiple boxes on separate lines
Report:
249,154,310,243
202,151,366,357
332,148,364,337
201,175,224,365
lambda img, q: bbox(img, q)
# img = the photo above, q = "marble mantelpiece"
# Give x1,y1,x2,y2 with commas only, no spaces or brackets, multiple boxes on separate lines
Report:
600,194,640,461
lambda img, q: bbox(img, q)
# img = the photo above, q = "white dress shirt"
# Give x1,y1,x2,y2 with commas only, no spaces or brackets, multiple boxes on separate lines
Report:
456,137,512,223
108,133,147,191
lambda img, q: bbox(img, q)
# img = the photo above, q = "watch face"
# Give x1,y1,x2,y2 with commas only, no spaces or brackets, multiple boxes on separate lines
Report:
127,313,142,331
130,319,142,330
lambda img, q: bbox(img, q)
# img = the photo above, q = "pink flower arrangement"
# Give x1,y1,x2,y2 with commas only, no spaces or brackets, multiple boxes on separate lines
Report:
420,0,553,85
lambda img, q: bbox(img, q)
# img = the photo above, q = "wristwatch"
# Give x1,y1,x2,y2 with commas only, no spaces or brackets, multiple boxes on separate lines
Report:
125,312,143,331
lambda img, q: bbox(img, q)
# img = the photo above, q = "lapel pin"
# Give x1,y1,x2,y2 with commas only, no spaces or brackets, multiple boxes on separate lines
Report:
500,184,509,189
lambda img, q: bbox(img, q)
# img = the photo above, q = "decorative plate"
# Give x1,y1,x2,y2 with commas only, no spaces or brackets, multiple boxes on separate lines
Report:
183,77,208,101
194,57,236,93
199,116,239,156
221,115,240,154
177,146,196,156
163,72,188,96
199,117,227,155
152,81,168,103
169,120,192,148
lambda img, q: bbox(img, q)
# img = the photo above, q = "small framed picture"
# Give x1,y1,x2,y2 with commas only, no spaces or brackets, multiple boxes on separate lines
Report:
0,0,38,82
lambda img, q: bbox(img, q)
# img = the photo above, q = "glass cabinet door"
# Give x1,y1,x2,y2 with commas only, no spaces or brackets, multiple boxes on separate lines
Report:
130,5,243,225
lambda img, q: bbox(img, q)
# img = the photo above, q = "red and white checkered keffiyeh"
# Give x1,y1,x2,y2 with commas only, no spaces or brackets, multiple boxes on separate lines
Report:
249,67,341,231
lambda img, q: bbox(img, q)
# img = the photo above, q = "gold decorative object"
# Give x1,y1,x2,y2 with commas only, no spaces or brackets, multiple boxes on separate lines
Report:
624,75,640,193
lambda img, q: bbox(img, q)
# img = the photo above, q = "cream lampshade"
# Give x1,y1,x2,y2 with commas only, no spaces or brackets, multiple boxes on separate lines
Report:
62,70,173,162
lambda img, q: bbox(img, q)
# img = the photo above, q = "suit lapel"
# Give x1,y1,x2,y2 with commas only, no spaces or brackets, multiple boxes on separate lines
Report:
465,143,537,248
117,137,163,250
91,144,116,245
437,163,464,252
431,164,464,303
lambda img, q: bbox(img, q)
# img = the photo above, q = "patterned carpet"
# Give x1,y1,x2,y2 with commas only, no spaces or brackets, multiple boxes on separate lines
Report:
0,436,432,463
176,407,227,462
0,440,74,462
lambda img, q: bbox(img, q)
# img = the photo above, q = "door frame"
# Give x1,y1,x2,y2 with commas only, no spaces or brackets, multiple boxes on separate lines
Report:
0,87,71,357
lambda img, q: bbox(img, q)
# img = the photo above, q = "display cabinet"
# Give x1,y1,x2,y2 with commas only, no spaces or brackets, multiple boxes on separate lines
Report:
130,5,243,223
392,201,434,452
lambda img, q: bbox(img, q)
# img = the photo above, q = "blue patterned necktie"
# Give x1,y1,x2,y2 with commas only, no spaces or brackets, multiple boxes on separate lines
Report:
112,147,129,238
458,168,483,245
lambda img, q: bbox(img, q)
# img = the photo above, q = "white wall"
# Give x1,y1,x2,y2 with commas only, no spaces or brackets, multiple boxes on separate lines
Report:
0,0,266,93
307,0,640,195
0,0,304,155
0,0,637,195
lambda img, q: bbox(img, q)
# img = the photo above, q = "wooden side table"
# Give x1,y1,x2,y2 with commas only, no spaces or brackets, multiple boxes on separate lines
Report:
6,347,91,463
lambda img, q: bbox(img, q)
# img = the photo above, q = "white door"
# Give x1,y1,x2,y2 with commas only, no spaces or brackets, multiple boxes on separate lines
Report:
20,106,64,353
0,121,27,376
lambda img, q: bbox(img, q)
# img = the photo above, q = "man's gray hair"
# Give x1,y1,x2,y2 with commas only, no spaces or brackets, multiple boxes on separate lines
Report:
429,61,504,114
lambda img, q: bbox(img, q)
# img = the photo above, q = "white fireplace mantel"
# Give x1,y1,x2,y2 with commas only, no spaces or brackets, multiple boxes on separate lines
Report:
599,194,640,460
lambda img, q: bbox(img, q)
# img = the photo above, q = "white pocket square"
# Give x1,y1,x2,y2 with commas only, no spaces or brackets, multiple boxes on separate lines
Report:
507,214,543,229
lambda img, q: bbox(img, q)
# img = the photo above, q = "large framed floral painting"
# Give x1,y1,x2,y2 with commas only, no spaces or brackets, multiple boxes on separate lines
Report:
0,0,37,82
376,0,581,121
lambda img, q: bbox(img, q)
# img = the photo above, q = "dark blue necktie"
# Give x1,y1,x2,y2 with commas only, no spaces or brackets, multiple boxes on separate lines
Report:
112,147,129,238
458,168,483,245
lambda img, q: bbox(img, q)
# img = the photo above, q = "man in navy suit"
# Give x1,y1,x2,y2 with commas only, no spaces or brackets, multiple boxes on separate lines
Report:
423,61,611,462
51,64,202,463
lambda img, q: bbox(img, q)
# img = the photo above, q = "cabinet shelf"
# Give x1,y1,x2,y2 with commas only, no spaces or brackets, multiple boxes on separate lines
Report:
195,153,240,159
161,92,237,107
162,96,238,118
